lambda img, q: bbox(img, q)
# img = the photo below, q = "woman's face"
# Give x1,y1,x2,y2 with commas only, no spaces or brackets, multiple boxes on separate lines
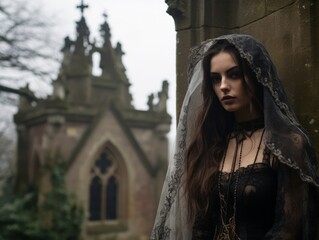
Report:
210,51,258,121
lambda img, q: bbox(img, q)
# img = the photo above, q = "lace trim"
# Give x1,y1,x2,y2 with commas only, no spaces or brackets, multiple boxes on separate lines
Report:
266,142,319,187
219,162,274,175
150,104,189,240
224,36,298,126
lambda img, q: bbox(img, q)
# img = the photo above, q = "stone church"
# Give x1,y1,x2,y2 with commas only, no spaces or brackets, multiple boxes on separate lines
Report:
13,2,171,240
13,0,319,238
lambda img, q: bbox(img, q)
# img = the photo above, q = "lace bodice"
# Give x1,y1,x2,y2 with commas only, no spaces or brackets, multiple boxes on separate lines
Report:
192,163,277,239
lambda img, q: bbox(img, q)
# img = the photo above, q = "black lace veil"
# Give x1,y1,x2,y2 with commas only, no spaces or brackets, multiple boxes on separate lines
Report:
150,34,319,239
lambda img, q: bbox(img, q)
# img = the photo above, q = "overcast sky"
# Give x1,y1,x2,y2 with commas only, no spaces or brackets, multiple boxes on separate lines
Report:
36,0,177,140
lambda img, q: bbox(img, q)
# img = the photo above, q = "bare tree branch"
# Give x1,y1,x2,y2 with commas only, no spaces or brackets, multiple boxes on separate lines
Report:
0,84,37,101
0,0,59,181
0,0,60,85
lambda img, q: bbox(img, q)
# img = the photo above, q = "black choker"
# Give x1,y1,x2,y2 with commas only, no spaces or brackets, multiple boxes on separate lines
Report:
232,118,264,143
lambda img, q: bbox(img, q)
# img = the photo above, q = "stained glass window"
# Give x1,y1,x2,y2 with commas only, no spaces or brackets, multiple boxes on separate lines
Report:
89,176,102,221
89,149,119,221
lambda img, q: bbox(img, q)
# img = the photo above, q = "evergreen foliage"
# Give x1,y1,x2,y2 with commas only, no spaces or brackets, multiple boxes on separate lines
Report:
0,164,83,240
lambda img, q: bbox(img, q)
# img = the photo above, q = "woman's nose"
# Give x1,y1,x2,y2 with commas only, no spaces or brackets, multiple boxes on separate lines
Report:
220,77,229,92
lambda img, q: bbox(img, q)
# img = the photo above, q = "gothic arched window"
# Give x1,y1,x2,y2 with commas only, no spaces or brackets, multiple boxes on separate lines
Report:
89,149,119,221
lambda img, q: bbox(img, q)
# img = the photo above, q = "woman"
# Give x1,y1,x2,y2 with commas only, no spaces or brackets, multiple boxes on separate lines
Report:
151,34,319,239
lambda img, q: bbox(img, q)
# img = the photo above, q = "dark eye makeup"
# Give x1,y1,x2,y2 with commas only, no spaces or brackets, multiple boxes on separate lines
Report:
210,66,243,84
228,67,243,79
210,74,221,84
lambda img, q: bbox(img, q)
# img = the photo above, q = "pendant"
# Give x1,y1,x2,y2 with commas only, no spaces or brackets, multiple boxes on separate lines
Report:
217,216,240,240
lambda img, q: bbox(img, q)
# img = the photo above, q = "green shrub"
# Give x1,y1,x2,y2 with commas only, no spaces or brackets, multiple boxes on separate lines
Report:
0,164,83,240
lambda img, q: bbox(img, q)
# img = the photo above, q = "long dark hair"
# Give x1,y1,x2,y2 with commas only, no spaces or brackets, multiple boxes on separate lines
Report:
184,40,264,220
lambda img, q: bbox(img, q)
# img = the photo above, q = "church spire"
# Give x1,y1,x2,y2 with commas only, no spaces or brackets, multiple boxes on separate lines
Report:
100,12,111,40
74,0,90,55
77,0,89,16
59,0,92,81
99,11,114,76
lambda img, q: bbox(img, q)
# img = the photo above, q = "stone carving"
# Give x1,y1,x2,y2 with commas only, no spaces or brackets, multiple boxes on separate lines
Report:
165,0,186,17
114,42,127,74
147,94,154,111
148,80,169,112
100,16,111,39
61,36,73,52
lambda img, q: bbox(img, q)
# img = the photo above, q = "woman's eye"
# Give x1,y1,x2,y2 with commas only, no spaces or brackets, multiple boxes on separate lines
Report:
229,70,243,79
210,75,221,84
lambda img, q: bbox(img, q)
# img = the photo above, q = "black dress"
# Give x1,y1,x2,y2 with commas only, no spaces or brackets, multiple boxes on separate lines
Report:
192,154,277,239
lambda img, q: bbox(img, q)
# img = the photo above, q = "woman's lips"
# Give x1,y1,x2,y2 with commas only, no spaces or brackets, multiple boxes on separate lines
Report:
221,96,236,103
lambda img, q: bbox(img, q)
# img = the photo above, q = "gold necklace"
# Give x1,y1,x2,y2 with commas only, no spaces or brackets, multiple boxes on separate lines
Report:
217,139,243,240
216,129,265,240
